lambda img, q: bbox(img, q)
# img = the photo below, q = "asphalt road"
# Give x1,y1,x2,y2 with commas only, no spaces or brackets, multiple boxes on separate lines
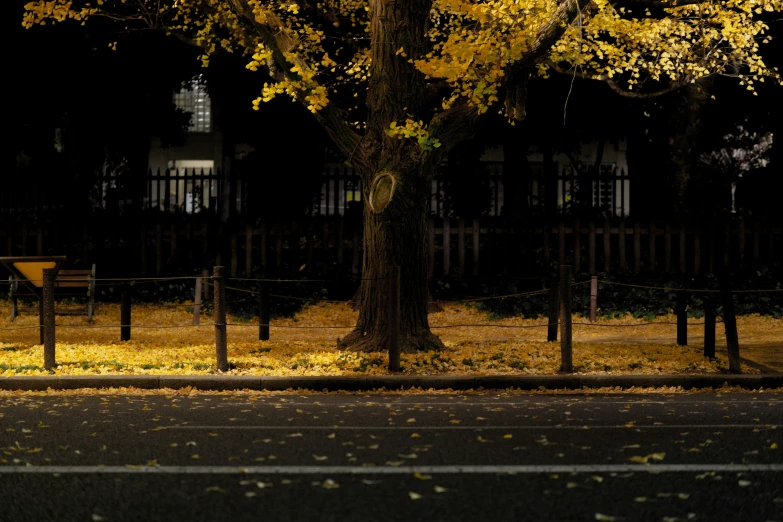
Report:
1,392,781,522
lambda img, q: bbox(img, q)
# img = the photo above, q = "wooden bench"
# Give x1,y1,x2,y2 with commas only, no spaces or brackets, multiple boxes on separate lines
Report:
8,264,96,322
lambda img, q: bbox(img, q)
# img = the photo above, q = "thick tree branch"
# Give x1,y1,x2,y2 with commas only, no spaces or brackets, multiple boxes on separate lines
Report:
504,0,593,121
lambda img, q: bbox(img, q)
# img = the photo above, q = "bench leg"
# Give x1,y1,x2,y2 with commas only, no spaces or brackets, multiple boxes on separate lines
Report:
10,296,18,322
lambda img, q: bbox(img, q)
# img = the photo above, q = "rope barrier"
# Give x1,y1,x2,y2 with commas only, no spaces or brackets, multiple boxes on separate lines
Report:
430,323,550,329
438,288,551,303
221,284,350,304
0,325,42,331
570,320,723,327
54,324,213,329
596,280,783,294
226,323,354,329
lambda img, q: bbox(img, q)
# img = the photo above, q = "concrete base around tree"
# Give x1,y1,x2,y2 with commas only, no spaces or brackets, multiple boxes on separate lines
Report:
0,374,781,391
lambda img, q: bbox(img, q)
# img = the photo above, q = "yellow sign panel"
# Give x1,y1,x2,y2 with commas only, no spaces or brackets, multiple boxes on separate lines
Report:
13,262,57,288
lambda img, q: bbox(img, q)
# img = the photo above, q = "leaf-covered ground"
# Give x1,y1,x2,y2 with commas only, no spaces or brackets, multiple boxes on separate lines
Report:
0,301,780,377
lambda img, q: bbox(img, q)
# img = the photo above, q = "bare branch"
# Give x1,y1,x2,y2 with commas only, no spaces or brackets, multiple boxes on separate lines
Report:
547,61,693,98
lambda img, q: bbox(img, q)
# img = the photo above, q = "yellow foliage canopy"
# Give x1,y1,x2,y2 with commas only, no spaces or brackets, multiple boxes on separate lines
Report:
22,0,782,149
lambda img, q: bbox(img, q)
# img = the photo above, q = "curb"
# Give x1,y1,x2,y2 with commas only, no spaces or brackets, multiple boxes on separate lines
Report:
0,374,781,391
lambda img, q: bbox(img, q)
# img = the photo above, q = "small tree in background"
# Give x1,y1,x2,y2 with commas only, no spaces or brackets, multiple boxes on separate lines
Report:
700,123,773,214
23,0,782,352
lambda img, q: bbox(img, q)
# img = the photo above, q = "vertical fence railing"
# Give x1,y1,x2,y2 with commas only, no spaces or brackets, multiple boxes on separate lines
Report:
1,215,780,280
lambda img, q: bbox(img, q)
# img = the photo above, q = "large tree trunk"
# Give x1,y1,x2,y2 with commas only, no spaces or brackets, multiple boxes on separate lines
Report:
336,0,446,353
338,162,445,353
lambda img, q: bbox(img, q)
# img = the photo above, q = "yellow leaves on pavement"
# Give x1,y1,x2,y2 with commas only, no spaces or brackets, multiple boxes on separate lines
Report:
320,479,339,489
408,491,423,500
629,452,666,464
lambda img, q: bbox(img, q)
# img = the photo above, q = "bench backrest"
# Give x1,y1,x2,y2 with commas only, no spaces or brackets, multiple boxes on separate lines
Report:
55,269,93,288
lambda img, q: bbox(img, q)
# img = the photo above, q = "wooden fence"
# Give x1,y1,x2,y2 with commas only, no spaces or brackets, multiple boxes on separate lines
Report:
0,217,779,279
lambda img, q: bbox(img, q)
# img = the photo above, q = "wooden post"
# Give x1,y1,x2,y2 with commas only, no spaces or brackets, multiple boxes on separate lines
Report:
87,265,96,323
543,221,551,268
201,269,212,299
42,268,56,370
213,266,228,372
589,276,598,323
120,286,131,342
155,223,163,276
633,222,641,272
457,219,466,278
38,297,45,345
442,218,451,277
388,265,401,372
472,219,480,277
679,224,687,273
140,227,147,276
723,222,731,268
573,219,581,273
618,219,627,270
648,222,656,272
720,273,741,374
738,219,746,267
230,232,238,278
170,223,178,266
8,276,18,322
427,219,435,279
752,222,760,267
258,282,270,341
336,217,345,271
704,300,716,359
558,222,566,269
245,224,253,277
676,291,688,346
559,265,573,373
193,277,202,326
275,225,283,272
547,280,559,342
603,220,611,273
588,221,596,275
767,226,775,268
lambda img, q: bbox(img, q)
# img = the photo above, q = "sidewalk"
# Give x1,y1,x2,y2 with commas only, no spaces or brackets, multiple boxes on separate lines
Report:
1,373,781,391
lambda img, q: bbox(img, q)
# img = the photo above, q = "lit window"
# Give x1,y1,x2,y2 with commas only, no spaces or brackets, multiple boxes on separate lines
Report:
174,76,212,133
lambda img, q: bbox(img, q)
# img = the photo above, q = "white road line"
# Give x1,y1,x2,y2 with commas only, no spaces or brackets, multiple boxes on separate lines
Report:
1,464,781,474
167,424,776,430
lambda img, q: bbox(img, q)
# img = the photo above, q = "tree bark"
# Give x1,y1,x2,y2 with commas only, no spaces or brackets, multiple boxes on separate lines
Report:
338,163,444,353
336,0,446,353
